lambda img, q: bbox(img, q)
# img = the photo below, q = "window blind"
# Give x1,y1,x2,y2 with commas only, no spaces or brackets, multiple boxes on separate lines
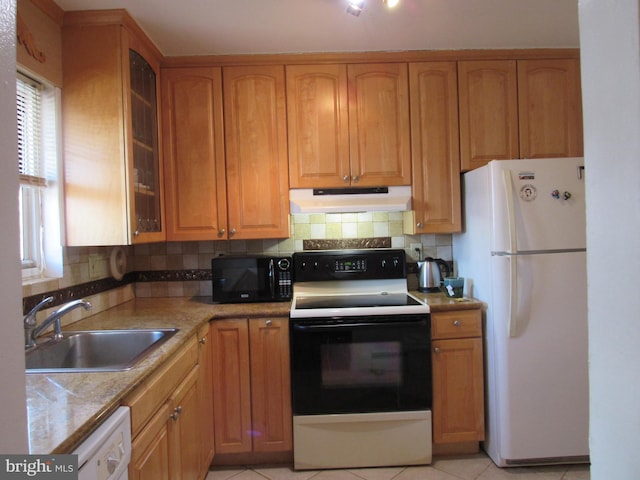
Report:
17,73,46,187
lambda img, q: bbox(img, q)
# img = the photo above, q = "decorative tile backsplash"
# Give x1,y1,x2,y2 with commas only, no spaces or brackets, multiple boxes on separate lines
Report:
22,213,453,315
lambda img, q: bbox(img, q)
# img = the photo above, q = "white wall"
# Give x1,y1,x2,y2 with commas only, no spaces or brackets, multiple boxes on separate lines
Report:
0,0,29,453
579,0,640,477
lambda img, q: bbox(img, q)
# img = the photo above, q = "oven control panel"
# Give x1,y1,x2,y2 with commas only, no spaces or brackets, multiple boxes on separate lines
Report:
335,259,366,272
293,249,406,282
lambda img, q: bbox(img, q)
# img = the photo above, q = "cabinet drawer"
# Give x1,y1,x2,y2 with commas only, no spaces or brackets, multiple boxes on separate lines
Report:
125,335,198,437
431,309,482,339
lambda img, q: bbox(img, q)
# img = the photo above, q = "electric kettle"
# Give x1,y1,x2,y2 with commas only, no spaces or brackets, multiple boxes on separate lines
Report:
418,257,450,292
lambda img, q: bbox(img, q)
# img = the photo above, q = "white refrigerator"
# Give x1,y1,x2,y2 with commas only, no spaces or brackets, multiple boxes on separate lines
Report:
453,157,589,467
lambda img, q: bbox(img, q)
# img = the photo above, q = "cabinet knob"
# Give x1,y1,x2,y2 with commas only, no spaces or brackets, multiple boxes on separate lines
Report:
230,228,236,236
416,222,423,229
134,230,140,237
170,405,183,420
453,320,461,327
433,347,441,354
343,175,350,183
352,175,360,183
199,336,207,345
218,228,226,236
266,319,272,327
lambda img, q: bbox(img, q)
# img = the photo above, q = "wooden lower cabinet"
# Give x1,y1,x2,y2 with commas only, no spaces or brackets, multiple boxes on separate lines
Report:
197,324,215,477
211,317,292,458
130,403,171,480
125,334,214,480
431,308,485,447
169,367,201,479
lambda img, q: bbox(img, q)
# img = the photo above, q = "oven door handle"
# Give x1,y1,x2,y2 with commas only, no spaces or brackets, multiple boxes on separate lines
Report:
292,319,429,330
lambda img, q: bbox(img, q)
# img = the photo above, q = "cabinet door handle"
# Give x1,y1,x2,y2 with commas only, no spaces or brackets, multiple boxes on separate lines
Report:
416,222,423,229
343,175,350,183
433,347,441,354
265,319,272,327
352,175,360,183
230,228,236,236
218,228,226,236
199,336,207,345
453,320,461,327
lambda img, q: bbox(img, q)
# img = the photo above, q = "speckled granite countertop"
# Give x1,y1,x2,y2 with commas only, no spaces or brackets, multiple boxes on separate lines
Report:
27,293,482,455
410,291,484,311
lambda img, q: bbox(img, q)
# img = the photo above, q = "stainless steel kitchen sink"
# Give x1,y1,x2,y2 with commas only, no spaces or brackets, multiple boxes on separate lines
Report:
25,328,178,373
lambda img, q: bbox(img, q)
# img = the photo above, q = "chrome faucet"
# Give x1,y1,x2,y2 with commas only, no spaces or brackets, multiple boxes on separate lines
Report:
24,296,54,349
25,298,92,349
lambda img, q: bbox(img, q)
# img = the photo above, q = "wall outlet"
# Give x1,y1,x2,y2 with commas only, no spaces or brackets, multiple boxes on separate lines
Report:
409,243,422,261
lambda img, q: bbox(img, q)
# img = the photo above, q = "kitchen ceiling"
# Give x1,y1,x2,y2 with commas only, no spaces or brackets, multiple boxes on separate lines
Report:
53,0,580,57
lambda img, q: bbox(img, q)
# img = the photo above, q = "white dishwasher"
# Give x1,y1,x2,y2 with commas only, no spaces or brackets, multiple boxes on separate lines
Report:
73,406,132,480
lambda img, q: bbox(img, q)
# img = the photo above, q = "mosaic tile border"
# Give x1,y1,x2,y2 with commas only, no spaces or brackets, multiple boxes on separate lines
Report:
302,237,391,250
135,269,212,283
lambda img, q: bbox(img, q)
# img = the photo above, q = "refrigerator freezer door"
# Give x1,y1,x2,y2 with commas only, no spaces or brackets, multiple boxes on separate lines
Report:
486,251,589,465
490,157,586,253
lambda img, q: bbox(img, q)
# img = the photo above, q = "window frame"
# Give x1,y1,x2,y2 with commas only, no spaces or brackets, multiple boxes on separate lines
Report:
17,70,63,282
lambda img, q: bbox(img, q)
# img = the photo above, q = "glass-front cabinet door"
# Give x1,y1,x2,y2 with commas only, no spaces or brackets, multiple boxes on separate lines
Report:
130,50,162,238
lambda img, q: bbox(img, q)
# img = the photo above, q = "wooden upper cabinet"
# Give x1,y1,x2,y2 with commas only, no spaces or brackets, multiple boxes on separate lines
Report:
347,63,412,186
287,63,411,188
286,64,350,188
458,60,519,171
62,11,165,245
161,67,227,241
407,62,461,234
517,58,584,159
223,66,290,239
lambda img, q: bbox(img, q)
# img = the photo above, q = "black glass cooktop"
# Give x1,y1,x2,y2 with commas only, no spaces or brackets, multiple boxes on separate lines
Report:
294,293,421,309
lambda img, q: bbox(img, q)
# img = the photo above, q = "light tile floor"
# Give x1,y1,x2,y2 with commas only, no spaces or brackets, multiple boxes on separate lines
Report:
205,453,590,480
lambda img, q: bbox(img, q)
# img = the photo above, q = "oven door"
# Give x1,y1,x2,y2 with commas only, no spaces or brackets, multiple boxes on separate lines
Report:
290,314,431,415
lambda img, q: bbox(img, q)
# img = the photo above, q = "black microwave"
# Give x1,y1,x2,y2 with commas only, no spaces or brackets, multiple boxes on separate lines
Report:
211,255,293,303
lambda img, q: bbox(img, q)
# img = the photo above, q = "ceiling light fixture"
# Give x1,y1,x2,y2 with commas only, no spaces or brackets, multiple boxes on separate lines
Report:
346,0,400,16
346,0,365,16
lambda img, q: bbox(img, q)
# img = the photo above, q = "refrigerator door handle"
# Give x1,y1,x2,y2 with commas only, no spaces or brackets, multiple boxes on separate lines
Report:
503,169,519,337
502,169,518,254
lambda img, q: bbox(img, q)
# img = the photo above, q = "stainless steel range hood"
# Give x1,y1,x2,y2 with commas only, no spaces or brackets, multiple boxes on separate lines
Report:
290,186,412,214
